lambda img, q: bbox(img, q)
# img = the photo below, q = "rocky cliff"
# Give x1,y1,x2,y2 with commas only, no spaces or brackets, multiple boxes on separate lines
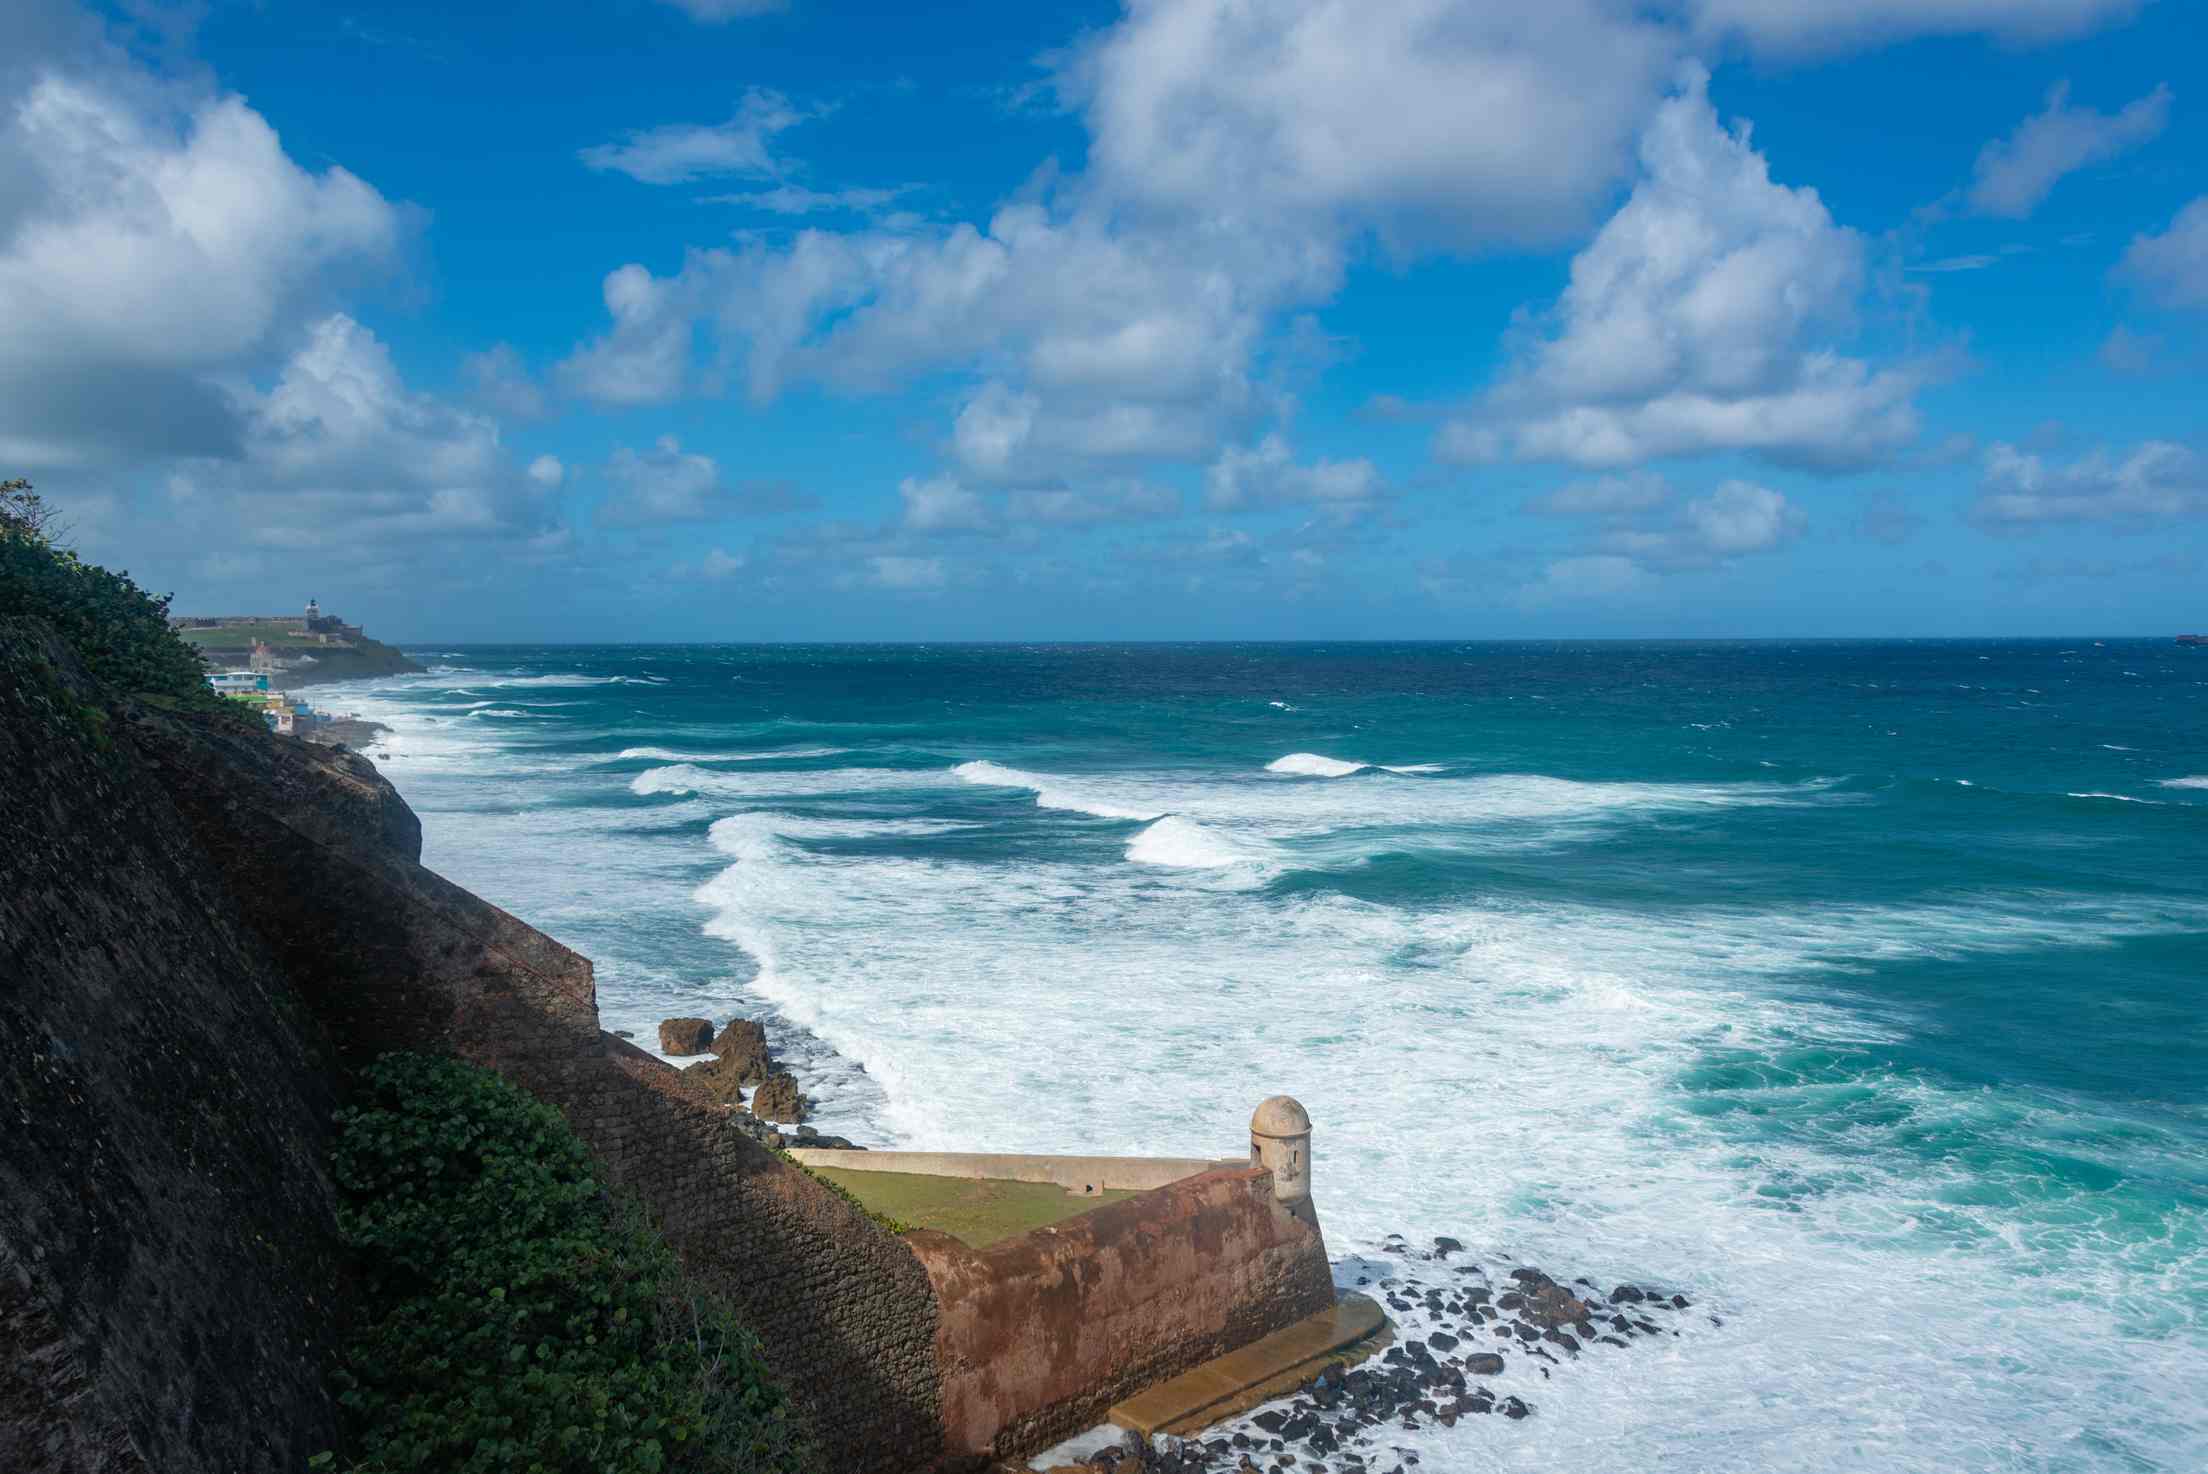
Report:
0,618,347,1474
0,616,942,1473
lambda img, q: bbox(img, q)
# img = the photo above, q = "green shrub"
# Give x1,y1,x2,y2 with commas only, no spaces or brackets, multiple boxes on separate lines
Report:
0,480,251,722
328,1054,809,1474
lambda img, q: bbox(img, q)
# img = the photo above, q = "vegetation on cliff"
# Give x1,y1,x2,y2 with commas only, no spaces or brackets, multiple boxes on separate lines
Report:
0,477,251,724
326,1054,808,1474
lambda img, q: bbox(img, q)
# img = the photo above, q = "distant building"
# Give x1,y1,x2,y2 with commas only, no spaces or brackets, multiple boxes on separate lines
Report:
209,670,270,696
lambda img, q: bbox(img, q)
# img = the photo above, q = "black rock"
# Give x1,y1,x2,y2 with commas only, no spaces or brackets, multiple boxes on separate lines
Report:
1464,1352,1505,1375
1672,1294,1691,1309
1608,1285,1645,1304
1501,1396,1531,1419
1252,1411,1287,1434
1433,1236,1464,1257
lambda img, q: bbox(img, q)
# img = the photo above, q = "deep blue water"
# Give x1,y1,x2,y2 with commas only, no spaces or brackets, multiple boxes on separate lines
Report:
328,640,2208,1472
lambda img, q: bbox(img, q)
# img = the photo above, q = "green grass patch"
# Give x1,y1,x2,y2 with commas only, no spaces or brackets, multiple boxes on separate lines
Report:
808,1168,1138,1248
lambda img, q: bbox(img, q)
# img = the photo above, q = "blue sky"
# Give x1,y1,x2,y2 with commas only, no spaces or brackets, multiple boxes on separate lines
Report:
4,0,2206,640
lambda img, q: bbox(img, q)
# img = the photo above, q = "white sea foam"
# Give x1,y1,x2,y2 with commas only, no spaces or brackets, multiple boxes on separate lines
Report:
1267,752,1369,777
2159,775,2208,790
951,759,1165,820
631,763,951,800
614,745,848,763
2068,792,2162,804
672,812,2208,1474
467,708,535,718
331,670,2208,1474
486,673,626,687
1125,815,1258,869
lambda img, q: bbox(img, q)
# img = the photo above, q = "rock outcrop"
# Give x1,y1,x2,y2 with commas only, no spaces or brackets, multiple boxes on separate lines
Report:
0,619,347,1474
751,1071,807,1124
660,1017,715,1055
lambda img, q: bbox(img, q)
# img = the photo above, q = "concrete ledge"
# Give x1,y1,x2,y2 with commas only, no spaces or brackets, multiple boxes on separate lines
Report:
1108,1293,1391,1438
785,1149,1234,1195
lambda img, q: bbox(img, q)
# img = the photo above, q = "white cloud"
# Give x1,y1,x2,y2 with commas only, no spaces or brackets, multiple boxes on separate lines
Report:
855,554,945,591
699,547,747,578
1205,433,1383,511
1007,482,1179,525
2098,325,2161,375
462,343,549,420
1687,0,2144,57
1972,440,2204,526
152,315,561,555
2117,196,2208,310
898,474,995,533
1682,479,1802,555
1528,553,1651,602
701,183,912,216
1967,80,2171,218
1524,470,1803,590
1450,67,1925,472
527,454,564,488
1062,0,1678,253
600,435,801,525
578,89,808,184
0,68,401,469
656,0,787,20
556,263,694,404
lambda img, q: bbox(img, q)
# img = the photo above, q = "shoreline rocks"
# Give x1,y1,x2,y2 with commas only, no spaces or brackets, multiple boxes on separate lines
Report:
750,1071,806,1124
658,1016,714,1055
1056,1234,1712,1474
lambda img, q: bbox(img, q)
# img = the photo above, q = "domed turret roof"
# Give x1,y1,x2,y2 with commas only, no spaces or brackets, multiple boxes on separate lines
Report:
1250,1095,1311,1137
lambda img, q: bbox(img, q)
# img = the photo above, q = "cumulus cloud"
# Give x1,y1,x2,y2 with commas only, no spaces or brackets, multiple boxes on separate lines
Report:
1205,434,1383,512
528,454,565,488
2117,196,2208,309
899,471,1180,535
599,435,808,526
1062,0,1678,253
0,66,401,469
1521,471,1803,599
579,89,809,184
1448,67,1926,472
158,314,560,554
556,263,695,404
1527,553,1652,602
899,474,995,534
1971,440,2204,526
1967,81,2171,218
462,344,549,420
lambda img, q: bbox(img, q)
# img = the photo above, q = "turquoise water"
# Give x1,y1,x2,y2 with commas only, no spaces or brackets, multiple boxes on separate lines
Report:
328,641,2208,1472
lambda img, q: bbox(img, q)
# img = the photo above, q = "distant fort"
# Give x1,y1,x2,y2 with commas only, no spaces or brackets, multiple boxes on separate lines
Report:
170,598,421,688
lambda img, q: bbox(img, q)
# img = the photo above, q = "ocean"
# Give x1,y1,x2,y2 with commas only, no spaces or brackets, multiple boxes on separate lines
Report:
321,640,2207,1473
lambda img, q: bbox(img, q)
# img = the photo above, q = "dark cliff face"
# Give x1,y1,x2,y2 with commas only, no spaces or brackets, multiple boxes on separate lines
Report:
0,618,347,1474
1,614,946,1473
